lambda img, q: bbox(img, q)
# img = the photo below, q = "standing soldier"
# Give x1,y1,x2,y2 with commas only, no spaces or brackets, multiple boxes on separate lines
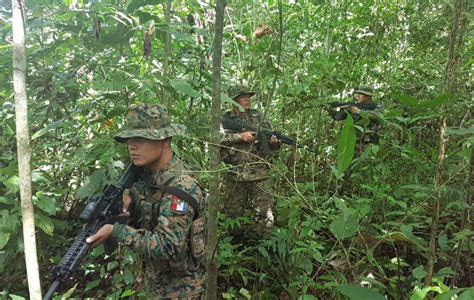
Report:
328,86,383,155
86,103,206,299
220,85,281,241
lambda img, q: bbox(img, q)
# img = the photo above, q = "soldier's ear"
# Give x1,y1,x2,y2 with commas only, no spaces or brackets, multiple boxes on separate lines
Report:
163,137,172,148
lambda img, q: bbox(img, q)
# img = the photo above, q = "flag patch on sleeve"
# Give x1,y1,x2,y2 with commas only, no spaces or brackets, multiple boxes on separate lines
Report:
170,195,188,213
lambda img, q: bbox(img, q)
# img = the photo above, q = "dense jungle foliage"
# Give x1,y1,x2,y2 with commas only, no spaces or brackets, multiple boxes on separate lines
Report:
1,0,473,299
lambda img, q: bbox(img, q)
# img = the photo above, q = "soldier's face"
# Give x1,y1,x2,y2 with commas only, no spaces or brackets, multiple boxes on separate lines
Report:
235,95,252,111
354,93,372,103
127,137,167,171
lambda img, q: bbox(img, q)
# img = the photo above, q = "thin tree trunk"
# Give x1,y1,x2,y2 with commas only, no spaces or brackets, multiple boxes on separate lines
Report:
162,0,172,106
425,0,464,287
206,0,226,299
12,0,42,298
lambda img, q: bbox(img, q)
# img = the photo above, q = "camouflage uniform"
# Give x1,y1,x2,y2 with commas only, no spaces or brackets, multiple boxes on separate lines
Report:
112,104,206,299
220,85,279,239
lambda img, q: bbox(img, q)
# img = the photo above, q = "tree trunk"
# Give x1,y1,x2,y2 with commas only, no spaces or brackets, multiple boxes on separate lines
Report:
425,0,464,287
162,0,172,106
206,0,226,299
12,0,42,298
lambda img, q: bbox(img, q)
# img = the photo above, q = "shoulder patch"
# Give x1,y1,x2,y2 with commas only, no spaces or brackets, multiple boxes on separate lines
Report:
170,195,189,214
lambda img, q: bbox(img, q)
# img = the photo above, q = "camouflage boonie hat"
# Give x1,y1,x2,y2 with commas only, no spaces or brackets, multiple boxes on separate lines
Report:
353,86,374,97
228,84,255,100
114,104,186,143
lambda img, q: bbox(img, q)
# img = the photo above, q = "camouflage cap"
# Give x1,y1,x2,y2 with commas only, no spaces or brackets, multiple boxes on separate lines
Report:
114,103,186,143
228,84,255,100
353,86,374,97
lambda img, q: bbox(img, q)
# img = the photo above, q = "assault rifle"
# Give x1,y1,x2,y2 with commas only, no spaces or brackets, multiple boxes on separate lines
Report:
326,101,377,121
221,117,315,154
327,101,377,111
43,164,142,300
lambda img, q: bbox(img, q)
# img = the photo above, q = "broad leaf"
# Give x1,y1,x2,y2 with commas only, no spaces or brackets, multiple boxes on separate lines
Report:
336,115,355,174
75,169,106,200
336,284,385,300
329,213,358,240
0,232,11,249
169,78,202,98
35,213,54,236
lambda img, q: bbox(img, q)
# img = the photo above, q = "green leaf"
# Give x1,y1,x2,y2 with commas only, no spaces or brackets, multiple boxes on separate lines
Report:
435,267,456,277
1,210,20,232
123,268,134,285
33,192,59,215
121,289,135,297
459,287,474,300
85,279,100,292
412,265,427,281
446,126,474,136
8,295,26,300
396,94,418,108
75,169,106,199
169,78,202,98
239,288,251,300
336,284,385,300
437,234,448,251
127,0,162,11
418,93,455,109
35,213,54,236
336,115,356,174
0,232,11,249
0,196,15,205
329,213,358,240
298,295,318,300
433,288,464,300
3,176,19,194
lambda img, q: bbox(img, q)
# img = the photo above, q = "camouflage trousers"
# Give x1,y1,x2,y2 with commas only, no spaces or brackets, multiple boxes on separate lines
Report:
223,178,274,241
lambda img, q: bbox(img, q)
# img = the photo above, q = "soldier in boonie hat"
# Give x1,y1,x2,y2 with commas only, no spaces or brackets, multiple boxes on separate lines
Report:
228,84,256,101
87,103,207,298
114,103,186,143
353,86,374,97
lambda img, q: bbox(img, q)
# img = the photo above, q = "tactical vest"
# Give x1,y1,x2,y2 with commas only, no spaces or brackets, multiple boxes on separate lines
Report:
132,175,206,269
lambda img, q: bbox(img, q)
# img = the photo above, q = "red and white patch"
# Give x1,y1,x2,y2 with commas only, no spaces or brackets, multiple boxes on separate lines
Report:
170,195,188,213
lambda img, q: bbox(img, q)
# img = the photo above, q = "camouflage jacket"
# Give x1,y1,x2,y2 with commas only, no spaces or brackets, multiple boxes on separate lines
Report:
220,109,279,182
111,156,206,298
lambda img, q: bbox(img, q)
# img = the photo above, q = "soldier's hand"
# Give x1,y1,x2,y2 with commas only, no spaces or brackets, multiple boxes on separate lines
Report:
86,224,113,248
241,131,256,143
269,135,281,145
121,191,132,216
349,106,360,114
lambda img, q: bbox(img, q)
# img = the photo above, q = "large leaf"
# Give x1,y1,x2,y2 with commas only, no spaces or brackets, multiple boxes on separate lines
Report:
33,191,59,215
169,78,202,98
329,213,358,240
395,94,418,108
0,232,11,249
336,284,385,300
35,213,54,236
336,115,356,175
418,93,455,109
3,175,19,194
75,169,106,200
